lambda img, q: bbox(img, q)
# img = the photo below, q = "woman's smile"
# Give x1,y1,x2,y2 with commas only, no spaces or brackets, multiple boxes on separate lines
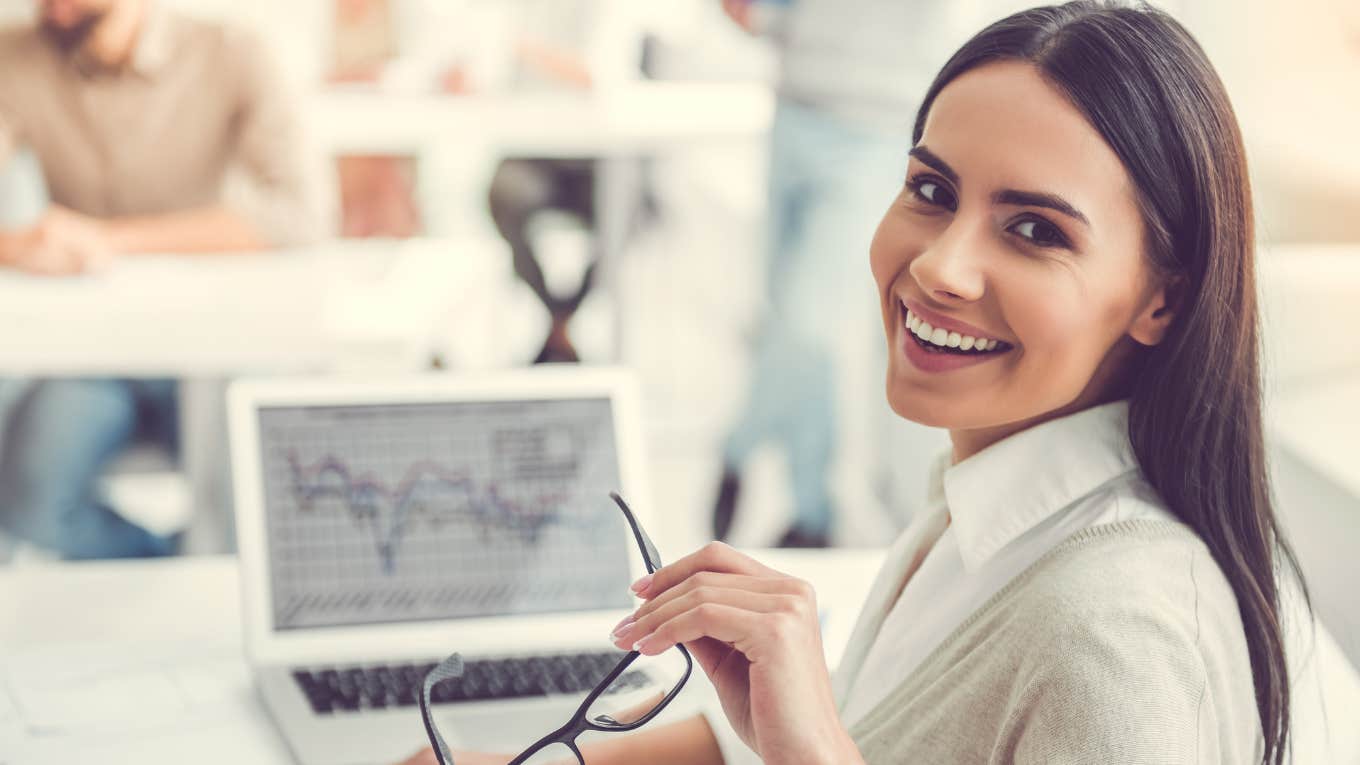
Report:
895,297,1015,374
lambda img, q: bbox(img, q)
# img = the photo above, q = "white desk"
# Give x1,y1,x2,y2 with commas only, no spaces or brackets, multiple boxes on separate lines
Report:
2,549,1357,764
0,238,504,551
0,550,877,765
0,238,500,377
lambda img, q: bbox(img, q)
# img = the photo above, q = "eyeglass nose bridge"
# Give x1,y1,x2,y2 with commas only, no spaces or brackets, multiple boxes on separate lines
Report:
506,723,589,765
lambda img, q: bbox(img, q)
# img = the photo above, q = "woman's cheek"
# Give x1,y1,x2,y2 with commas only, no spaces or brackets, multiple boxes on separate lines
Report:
868,213,909,289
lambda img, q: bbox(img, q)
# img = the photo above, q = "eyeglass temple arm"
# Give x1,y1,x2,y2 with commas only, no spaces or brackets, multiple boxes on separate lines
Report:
420,653,465,765
609,491,663,572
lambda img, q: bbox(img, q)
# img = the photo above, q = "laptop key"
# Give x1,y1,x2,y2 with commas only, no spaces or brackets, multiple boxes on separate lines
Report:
291,650,640,714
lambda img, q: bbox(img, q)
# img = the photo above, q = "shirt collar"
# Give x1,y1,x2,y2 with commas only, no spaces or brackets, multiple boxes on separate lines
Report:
939,399,1139,573
71,3,173,79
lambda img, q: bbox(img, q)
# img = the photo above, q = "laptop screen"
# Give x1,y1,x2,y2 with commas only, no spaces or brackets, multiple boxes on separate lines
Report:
256,397,634,631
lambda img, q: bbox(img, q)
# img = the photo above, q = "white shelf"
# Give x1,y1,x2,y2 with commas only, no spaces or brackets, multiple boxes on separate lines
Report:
311,80,774,156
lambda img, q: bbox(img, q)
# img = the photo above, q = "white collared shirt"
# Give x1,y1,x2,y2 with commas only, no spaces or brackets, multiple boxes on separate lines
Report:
836,400,1175,725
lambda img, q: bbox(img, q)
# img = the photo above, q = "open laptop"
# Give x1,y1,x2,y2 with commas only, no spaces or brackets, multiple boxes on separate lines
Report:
228,367,671,764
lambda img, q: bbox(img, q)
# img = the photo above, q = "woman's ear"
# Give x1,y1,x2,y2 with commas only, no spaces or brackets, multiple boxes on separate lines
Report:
1128,275,1183,347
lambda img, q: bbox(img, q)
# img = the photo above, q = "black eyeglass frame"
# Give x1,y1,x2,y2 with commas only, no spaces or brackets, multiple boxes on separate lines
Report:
419,491,694,765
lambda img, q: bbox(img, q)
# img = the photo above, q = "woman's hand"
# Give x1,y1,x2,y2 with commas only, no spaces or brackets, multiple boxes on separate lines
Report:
610,542,862,765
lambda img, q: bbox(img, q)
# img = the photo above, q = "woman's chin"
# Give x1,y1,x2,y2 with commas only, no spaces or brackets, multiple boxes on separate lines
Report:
885,383,956,428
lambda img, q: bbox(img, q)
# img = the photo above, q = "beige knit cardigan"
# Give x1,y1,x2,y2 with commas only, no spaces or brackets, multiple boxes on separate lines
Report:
838,521,1264,763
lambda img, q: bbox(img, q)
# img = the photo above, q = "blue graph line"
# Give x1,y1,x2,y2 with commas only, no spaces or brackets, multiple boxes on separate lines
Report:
285,451,578,574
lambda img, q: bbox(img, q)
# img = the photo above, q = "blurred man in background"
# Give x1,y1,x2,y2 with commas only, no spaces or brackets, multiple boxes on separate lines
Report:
0,0,322,558
712,0,960,547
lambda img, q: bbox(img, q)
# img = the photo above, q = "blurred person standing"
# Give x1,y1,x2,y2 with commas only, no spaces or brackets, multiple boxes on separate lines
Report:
712,0,965,547
0,0,323,558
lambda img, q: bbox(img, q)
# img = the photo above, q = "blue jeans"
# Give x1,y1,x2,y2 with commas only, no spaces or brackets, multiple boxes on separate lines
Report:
0,379,179,559
723,99,909,535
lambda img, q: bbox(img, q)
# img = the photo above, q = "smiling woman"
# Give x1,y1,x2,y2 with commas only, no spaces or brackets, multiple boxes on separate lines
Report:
866,3,1305,763
398,4,1307,764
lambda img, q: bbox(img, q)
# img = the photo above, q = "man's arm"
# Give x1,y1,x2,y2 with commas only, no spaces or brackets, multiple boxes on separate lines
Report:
0,71,20,171
78,27,326,256
0,111,15,170
99,205,265,253
212,25,328,250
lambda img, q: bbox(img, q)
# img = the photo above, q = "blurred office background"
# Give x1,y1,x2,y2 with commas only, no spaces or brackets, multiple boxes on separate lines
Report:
0,0,1356,658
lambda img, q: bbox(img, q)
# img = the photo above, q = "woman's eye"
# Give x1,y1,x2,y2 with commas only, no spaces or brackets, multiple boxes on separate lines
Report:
907,177,956,210
1011,218,1068,248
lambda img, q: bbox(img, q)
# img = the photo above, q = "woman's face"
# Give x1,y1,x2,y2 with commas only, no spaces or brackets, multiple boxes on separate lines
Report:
870,60,1175,445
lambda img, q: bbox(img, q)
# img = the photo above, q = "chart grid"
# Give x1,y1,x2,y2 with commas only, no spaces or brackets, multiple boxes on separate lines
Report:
258,398,633,630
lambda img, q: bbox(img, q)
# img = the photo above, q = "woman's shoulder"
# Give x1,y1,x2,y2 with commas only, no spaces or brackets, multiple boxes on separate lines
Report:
847,520,1264,762
1009,520,1245,654
989,520,1262,760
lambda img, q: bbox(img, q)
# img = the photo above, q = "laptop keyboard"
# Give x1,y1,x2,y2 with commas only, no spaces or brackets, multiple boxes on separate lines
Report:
292,650,650,714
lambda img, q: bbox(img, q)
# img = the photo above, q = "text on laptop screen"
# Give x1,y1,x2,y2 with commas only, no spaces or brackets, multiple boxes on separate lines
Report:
257,398,633,631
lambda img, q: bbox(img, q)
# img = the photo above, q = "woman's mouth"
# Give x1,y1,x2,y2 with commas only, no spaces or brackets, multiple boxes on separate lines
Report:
902,304,1012,355
897,300,1015,373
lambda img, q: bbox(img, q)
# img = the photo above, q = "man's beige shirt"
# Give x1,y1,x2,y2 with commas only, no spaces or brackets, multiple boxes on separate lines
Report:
0,7,323,246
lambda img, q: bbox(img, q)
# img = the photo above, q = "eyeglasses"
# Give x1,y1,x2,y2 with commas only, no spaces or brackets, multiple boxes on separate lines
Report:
419,492,694,764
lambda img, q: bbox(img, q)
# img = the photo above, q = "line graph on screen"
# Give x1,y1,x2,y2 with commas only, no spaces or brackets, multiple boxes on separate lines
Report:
285,451,580,573
257,398,633,630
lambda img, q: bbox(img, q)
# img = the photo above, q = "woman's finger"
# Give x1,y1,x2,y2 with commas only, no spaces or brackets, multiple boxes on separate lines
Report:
633,601,798,663
612,586,798,650
627,570,807,626
633,541,776,599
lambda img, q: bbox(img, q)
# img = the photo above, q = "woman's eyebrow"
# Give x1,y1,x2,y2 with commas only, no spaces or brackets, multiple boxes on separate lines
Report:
993,189,1090,227
907,145,960,186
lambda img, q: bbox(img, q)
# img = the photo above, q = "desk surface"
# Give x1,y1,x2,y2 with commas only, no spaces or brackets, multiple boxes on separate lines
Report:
0,550,881,765
0,237,500,376
3,549,1358,765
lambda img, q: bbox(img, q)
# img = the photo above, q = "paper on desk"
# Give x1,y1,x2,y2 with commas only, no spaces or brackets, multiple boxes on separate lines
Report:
2,637,249,737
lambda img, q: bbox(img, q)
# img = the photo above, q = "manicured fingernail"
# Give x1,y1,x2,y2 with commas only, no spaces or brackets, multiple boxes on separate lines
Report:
632,636,652,654
630,574,653,594
611,615,635,636
611,617,636,640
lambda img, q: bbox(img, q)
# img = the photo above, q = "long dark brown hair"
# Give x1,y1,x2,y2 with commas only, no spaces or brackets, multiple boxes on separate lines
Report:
911,3,1306,762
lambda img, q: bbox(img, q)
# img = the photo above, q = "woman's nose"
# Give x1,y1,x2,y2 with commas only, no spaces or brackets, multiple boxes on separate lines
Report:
907,223,986,303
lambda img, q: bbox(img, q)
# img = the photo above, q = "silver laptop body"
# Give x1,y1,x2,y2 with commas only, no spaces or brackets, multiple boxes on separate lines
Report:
228,368,663,764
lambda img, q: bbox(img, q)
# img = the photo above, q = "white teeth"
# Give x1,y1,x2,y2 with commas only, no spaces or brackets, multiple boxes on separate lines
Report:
903,306,1005,353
